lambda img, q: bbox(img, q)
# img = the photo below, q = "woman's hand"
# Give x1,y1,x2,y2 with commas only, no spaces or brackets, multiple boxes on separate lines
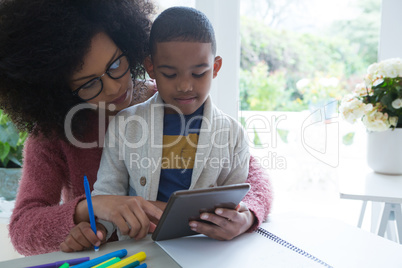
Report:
60,222,106,252
188,202,256,240
75,195,163,240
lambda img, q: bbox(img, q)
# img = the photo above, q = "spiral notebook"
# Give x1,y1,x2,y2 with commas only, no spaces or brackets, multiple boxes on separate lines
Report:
255,227,333,267
156,224,332,268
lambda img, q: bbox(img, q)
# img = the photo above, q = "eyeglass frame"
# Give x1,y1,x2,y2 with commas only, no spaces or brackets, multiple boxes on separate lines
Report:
71,53,130,101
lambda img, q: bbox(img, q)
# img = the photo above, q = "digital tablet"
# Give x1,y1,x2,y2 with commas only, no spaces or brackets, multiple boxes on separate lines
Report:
152,183,250,241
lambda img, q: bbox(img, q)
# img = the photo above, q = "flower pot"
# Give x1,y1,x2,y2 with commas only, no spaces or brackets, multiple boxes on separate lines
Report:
0,168,21,200
367,129,402,175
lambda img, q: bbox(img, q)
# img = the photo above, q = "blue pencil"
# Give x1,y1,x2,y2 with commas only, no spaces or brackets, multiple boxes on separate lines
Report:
84,175,99,251
73,249,128,268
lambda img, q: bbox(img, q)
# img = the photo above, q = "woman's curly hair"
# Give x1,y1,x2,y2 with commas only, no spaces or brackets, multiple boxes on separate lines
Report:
0,0,154,139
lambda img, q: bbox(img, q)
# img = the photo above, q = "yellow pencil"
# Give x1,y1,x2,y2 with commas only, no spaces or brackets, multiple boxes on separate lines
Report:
107,251,146,268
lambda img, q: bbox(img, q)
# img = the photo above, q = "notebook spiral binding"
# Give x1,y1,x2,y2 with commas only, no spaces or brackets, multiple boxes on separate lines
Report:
256,227,333,268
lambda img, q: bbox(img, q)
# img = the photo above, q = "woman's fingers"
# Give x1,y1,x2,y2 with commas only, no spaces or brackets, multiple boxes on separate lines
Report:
60,222,101,252
60,239,80,253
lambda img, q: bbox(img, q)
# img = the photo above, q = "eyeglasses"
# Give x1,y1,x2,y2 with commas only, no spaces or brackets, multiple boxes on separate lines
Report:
72,53,130,101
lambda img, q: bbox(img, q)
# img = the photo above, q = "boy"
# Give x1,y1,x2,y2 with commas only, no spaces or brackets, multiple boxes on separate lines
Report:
93,6,251,241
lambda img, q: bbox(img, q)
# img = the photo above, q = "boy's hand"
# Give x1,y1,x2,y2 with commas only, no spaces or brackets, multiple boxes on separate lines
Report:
92,195,163,240
148,200,167,213
188,202,256,240
74,196,163,240
60,222,106,252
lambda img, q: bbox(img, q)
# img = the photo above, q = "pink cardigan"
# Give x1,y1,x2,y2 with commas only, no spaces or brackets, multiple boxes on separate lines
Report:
9,132,273,256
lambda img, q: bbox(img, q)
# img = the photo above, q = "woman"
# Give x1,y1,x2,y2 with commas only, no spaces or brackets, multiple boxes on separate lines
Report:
0,0,273,256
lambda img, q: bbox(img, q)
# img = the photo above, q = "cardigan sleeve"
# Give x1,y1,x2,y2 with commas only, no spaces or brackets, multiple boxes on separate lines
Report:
8,136,85,256
242,155,274,231
92,116,131,240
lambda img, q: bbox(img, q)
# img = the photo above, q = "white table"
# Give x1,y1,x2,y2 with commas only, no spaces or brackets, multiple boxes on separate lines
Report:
0,235,180,268
2,213,402,268
339,168,402,243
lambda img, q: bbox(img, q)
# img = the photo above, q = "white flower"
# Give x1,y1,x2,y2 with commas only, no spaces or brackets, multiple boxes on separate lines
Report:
372,58,402,79
339,95,372,124
367,63,379,77
342,58,402,131
382,60,399,78
363,109,392,132
392,98,402,109
354,83,369,96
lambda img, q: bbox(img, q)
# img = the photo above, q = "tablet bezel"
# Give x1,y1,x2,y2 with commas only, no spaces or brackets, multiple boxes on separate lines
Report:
152,183,250,241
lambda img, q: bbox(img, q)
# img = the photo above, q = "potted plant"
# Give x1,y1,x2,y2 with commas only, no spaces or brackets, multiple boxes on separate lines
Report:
0,109,28,200
339,58,402,174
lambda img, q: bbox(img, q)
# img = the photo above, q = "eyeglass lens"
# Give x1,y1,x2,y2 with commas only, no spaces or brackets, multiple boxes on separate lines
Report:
77,54,129,100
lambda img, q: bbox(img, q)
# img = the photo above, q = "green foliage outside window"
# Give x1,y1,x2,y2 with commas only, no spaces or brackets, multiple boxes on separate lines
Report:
239,0,380,112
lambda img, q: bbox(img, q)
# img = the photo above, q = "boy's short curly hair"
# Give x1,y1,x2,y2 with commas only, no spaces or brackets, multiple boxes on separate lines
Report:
150,6,216,57
0,0,154,138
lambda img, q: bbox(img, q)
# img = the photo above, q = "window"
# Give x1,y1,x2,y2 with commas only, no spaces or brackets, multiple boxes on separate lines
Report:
239,0,381,225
